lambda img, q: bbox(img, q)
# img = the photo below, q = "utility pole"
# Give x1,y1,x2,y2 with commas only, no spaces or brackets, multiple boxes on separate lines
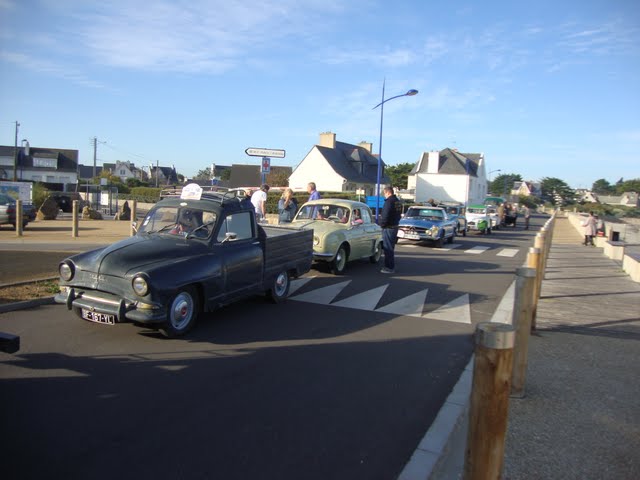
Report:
92,137,98,178
13,121,20,181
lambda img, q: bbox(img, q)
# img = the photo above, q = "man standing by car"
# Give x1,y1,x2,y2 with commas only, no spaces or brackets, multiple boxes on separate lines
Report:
379,186,402,274
251,184,270,222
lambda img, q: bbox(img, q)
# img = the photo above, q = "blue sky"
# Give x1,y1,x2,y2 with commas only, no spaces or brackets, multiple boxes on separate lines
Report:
1,0,638,189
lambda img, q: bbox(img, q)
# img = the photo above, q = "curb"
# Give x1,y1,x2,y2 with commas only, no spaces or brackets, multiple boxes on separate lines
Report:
0,296,56,314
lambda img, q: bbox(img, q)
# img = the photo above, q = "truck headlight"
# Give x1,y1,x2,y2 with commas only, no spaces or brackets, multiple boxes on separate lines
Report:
430,226,439,236
59,262,74,281
132,276,149,296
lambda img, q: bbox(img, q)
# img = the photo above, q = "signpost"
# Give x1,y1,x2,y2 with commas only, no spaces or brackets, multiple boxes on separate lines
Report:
245,147,285,185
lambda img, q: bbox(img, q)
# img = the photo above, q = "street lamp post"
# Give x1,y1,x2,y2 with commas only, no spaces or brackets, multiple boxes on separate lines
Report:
372,81,418,222
488,169,501,195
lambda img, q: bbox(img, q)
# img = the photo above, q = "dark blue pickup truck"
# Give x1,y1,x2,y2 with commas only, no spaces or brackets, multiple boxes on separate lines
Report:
55,185,313,337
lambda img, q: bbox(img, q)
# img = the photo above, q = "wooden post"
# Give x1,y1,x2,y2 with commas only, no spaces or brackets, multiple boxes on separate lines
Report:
130,199,138,237
16,199,23,237
72,200,79,238
527,247,541,330
510,267,536,398
464,322,515,480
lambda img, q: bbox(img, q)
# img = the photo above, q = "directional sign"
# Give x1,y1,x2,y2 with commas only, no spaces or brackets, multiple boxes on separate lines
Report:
245,148,285,158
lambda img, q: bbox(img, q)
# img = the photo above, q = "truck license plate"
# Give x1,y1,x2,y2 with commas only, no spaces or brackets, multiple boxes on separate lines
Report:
405,232,420,240
81,309,116,325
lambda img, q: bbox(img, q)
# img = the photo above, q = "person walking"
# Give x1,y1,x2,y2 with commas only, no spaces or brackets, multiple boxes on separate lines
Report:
379,186,403,274
251,184,270,222
582,211,597,246
523,205,531,230
277,188,297,224
307,182,321,201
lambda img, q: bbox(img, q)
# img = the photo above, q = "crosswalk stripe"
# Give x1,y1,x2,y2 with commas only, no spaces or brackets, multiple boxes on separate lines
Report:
424,294,472,324
290,280,351,304
496,248,519,257
289,276,315,295
376,288,429,317
465,246,490,254
332,284,389,310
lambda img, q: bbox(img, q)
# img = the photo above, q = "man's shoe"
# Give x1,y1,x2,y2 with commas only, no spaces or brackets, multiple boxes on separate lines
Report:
380,267,394,274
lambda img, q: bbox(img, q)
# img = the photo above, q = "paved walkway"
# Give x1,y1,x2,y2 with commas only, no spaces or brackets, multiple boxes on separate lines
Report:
428,216,640,479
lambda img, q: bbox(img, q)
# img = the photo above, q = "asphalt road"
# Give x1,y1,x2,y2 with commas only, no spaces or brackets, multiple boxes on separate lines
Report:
0,217,543,479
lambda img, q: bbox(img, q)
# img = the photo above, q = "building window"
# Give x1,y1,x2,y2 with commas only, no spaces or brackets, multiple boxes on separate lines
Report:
33,157,57,168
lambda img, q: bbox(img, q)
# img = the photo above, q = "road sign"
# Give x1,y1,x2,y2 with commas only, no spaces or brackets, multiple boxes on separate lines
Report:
245,148,285,158
261,157,271,174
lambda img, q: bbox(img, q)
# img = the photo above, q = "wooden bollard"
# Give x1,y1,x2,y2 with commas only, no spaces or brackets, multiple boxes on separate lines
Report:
464,323,515,480
72,200,79,238
130,199,138,237
510,267,536,398
527,247,541,330
16,199,23,237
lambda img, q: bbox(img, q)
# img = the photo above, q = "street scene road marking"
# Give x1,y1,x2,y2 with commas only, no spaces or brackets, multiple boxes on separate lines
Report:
496,248,519,257
290,280,472,324
465,246,490,254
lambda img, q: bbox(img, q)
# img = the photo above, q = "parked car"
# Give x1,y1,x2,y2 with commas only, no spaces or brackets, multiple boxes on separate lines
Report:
439,203,467,236
398,205,457,247
48,192,84,213
466,205,493,234
291,199,382,275
0,192,32,229
55,184,313,337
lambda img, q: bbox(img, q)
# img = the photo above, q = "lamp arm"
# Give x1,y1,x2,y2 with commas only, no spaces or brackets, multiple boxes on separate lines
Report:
372,92,411,110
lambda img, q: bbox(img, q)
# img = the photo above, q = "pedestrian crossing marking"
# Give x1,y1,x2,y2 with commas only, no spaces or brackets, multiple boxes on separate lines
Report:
289,280,351,304
424,294,471,324
332,284,389,310
289,276,315,295
289,280,472,325
465,246,490,254
496,248,519,257
376,288,429,318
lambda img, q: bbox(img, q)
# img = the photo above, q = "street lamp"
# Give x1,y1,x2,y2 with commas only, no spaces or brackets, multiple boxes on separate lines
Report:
488,169,501,195
372,81,418,221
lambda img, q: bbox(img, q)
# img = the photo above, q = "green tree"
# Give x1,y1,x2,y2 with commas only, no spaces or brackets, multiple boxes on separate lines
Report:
540,177,574,205
614,178,640,194
489,173,522,196
194,168,213,182
591,178,614,194
385,162,415,190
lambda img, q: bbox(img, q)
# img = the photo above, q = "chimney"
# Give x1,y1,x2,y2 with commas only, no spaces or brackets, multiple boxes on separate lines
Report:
427,151,440,174
319,132,336,149
357,141,372,154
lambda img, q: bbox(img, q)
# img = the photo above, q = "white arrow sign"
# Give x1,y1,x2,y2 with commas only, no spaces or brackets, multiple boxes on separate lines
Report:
245,148,286,158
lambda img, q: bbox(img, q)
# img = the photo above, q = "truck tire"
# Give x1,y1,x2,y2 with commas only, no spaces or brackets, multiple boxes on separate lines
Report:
267,270,290,303
331,245,348,275
160,286,199,338
447,229,455,244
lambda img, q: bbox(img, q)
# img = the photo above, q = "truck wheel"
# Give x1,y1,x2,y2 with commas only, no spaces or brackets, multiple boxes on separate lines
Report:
369,241,382,263
160,286,199,338
462,224,467,237
267,270,290,303
434,234,444,248
447,230,455,244
331,245,348,275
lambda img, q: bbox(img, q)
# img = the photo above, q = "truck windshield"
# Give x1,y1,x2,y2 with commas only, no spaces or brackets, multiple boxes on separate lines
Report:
138,206,217,238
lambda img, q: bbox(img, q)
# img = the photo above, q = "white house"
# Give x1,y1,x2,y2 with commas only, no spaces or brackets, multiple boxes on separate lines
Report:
288,132,389,194
0,144,78,185
408,148,486,205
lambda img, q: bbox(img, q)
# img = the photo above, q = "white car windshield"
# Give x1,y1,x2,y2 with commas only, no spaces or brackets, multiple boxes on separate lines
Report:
405,208,444,220
296,204,351,223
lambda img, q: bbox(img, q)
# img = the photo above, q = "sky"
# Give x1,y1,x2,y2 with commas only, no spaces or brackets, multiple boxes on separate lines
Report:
1,0,639,189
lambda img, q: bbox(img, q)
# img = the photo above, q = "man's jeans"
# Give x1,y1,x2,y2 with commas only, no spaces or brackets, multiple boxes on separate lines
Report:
382,227,399,270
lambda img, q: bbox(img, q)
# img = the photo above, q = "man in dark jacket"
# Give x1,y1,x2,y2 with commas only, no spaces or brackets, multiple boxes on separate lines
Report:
379,186,403,273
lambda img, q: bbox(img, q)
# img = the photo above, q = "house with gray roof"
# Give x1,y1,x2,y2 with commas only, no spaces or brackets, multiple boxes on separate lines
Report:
407,148,487,204
288,132,389,195
0,144,78,187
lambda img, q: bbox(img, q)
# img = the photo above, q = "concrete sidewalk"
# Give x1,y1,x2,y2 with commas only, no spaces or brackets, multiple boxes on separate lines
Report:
425,216,640,479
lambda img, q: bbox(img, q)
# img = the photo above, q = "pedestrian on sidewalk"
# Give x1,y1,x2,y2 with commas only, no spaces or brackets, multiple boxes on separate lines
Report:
379,186,402,274
523,205,531,230
581,211,597,246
